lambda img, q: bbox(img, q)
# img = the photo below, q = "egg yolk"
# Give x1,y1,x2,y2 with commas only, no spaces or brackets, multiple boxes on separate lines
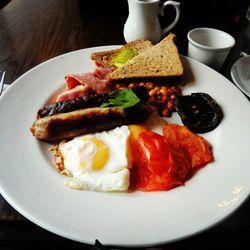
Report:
83,137,109,171
128,125,146,140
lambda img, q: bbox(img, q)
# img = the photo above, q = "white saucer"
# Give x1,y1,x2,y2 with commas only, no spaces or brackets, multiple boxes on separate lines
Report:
231,56,250,97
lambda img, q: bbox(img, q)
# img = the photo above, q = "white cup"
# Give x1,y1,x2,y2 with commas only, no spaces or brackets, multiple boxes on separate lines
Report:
187,27,235,70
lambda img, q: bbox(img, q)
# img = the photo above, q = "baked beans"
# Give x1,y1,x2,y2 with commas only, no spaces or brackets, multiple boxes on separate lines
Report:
115,82,182,117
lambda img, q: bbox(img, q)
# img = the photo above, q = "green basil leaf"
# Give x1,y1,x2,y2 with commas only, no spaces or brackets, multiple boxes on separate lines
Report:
101,88,140,108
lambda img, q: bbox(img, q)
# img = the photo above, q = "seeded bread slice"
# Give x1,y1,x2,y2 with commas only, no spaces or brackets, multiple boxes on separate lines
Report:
108,33,184,82
91,39,153,69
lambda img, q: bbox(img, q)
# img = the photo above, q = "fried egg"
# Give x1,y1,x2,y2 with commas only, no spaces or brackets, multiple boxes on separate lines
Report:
58,126,131,192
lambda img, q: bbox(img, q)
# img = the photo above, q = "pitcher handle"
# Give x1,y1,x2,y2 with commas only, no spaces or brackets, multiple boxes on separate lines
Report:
160,1,180,36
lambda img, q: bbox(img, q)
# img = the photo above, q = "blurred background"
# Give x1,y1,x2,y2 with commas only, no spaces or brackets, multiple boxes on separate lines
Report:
78,0,250,50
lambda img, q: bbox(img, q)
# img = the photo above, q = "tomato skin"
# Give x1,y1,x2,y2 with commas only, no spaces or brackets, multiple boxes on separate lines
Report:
129,124,213,192
65,76,81,90
163,124,213,170
130,131,191,192
138,132,174,176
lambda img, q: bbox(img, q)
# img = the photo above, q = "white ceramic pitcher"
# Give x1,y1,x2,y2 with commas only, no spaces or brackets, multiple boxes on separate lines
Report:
124,0,180,44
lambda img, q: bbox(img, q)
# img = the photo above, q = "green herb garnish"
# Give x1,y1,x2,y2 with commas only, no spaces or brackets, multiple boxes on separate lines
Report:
112,48,137,67
101,88,140,108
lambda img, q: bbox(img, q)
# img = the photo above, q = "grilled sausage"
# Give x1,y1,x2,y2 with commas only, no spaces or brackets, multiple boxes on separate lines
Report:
30,104,151,141
36,86,149,119
37,93,110,119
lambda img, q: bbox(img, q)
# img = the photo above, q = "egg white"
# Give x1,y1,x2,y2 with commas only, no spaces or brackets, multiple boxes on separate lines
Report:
59,125,131,192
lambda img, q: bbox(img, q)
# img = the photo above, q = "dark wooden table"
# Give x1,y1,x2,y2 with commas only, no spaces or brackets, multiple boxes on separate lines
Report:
0,0,250,249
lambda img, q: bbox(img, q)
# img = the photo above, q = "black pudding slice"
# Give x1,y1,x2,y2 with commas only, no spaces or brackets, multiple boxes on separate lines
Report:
175,93,223,133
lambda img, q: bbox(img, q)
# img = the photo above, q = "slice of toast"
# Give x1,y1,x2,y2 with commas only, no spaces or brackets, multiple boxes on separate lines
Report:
108,33,184,82
91,39,153,69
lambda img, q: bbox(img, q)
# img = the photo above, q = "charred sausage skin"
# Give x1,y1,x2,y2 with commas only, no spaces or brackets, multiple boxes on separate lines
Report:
31,104,151,141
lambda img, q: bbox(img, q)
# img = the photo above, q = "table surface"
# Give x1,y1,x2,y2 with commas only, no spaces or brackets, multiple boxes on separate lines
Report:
0,0,250,249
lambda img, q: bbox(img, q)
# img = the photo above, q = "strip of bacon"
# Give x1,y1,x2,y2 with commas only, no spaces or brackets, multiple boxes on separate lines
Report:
64,66,113,93
55,85,94,103
56,66,113,103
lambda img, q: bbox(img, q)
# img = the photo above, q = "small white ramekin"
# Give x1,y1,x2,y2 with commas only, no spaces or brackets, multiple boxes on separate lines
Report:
187,27,235,70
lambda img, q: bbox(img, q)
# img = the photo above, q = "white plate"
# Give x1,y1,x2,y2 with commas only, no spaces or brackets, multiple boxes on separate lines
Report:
0,46,250,247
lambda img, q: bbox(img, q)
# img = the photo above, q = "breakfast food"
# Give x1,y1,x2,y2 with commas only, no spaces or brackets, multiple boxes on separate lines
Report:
53,33,184,118
115,81,182,117
30,87,151,141
51,123,213,192
108,33,184,82
54,126,131,191
163,124,213,170
31,33,186,140
129,129,192,191
91,39,153,69
30,34,220,193
175,93,223,133
106,33,184,117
